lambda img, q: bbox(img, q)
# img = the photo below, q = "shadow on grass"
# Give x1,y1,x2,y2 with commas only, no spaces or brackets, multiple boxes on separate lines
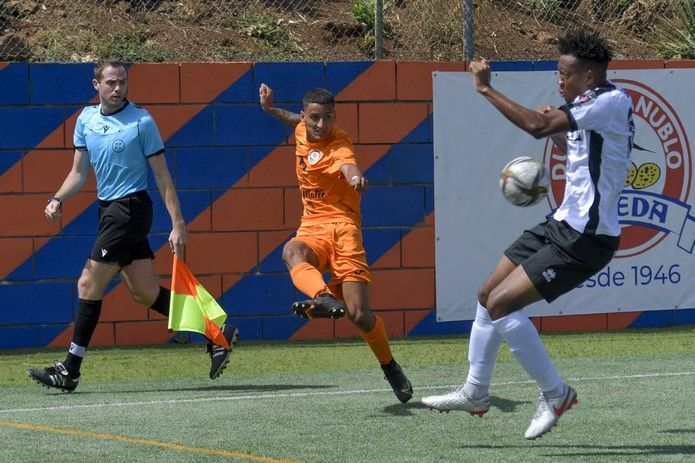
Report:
459,444,695,457
381,394,528,417
381,401,423,416
660,428,695,434
490,395,528,412
540,443,695,458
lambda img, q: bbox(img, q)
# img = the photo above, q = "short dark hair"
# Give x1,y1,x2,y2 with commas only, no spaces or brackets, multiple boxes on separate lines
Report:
558,31,613,67
93,60,127,81
303,87,335,108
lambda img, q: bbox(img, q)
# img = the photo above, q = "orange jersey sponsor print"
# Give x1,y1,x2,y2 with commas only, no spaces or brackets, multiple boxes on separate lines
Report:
294,121,361,226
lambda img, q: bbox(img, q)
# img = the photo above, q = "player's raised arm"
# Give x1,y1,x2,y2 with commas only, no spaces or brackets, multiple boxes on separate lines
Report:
259,83,301,128
470,60,571,139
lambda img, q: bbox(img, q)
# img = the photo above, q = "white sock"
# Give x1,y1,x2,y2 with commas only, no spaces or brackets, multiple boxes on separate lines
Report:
492,310,563,394
464,302,502,398
69,342,86,358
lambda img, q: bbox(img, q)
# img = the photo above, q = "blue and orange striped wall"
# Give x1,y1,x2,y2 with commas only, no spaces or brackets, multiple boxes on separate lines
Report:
0,60,693,349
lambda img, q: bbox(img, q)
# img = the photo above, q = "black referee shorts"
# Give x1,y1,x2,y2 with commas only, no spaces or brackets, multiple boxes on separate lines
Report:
90,190,155,268
504,218,619,303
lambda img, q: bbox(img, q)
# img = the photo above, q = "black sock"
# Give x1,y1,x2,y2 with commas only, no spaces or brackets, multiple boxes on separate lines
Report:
149,286,171,317
63,299,102,376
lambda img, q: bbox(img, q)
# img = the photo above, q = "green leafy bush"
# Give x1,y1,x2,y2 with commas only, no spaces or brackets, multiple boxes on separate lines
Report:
239,11,301,52
351,0,376,28
653,0,695,58
95,29,168,62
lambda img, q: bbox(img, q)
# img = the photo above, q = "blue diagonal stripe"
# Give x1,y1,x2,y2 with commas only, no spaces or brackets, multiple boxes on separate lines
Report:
222,116,434,339
4,63,374,346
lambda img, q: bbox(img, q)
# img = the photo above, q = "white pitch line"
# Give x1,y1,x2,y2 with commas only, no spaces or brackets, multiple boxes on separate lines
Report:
3,370,693,415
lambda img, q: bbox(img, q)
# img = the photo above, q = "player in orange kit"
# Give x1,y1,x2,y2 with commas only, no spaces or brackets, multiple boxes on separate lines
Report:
259,83,413,403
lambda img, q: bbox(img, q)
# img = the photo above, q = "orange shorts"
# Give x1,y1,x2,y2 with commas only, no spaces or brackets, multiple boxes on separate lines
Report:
291,222,371,295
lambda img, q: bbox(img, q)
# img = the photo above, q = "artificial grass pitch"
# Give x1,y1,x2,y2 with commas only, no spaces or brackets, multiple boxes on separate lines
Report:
1,327,693,462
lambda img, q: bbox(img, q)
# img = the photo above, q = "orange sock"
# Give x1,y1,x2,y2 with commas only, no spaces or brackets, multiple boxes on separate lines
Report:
359,315,393,365
290,262,329,299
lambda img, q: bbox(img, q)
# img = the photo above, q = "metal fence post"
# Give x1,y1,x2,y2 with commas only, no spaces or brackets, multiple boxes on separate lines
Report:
463,0,474,60
375,0,384,59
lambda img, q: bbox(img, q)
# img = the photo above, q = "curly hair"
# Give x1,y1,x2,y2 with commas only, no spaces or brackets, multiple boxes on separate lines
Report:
557,31,613,66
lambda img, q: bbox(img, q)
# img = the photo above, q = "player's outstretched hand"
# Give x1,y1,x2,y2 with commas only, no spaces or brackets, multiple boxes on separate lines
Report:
259,83,273,111
469,60,492,93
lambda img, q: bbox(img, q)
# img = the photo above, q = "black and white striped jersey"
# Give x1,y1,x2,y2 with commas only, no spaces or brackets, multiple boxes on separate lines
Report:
556,83,634,237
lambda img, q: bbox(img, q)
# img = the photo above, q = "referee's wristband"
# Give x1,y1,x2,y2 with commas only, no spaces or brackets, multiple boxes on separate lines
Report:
47,197,63,207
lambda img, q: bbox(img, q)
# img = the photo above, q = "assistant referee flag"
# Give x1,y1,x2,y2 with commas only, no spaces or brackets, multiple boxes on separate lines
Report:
168,255,229,348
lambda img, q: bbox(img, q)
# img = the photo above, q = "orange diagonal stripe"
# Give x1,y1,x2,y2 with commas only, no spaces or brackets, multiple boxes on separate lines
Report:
50,62,432,346
1,63,250,280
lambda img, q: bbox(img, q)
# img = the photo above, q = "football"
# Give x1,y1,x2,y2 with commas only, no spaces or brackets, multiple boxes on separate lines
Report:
499,156,549,206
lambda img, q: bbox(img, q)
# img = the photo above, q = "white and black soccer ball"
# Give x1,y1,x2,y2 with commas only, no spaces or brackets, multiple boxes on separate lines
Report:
499,156,549,207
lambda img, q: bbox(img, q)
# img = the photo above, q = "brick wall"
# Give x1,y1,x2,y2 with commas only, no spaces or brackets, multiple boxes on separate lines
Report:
0,60,692,349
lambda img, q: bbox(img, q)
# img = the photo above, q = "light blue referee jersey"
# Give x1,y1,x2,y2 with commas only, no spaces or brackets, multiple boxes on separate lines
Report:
73,100,165,201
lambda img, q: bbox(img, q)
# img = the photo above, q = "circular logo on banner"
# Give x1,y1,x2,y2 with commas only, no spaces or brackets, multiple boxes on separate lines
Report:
112,139,125,153
307,149,322,165
544,79,692,258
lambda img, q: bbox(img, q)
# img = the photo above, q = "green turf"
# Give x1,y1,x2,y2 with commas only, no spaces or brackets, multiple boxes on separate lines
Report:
1,327,693,462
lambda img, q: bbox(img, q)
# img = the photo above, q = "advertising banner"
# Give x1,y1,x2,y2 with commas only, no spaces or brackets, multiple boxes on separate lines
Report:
434,69,694,321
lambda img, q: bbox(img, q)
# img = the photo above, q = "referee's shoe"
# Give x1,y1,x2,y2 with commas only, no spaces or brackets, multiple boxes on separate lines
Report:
207,324,239,380
28,361,80,393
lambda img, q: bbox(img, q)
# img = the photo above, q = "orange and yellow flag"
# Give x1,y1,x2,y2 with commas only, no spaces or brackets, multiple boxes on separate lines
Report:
168,255,229,348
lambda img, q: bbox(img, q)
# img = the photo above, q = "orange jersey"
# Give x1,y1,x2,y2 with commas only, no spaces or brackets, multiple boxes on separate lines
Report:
294,121,361,226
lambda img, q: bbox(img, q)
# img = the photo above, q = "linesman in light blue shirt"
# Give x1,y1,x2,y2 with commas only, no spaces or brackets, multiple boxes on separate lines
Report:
28,60,238,392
